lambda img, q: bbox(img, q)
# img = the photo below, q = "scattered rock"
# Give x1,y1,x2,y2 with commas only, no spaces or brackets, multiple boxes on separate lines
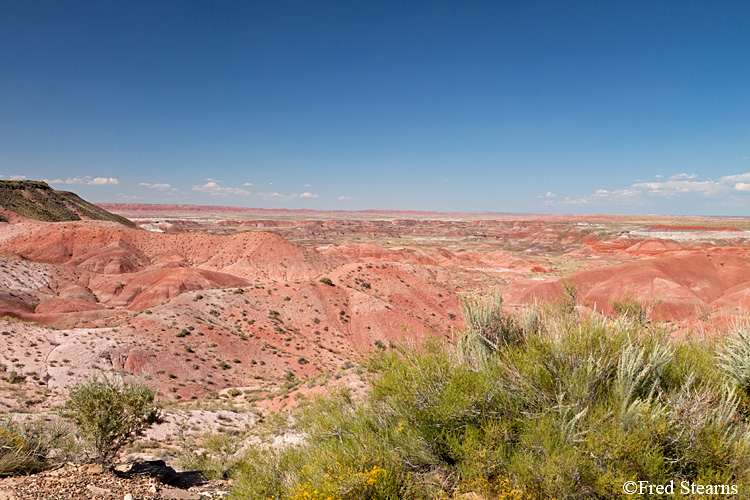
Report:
84,463,105,475
0,461,227,499
86,483,115,496
160,489,201,500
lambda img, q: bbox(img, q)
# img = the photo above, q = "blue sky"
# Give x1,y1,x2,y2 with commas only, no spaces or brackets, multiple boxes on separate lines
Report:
1,1,749,215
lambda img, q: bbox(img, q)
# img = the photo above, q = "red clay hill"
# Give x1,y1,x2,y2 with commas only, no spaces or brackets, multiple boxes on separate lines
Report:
2,198,750,410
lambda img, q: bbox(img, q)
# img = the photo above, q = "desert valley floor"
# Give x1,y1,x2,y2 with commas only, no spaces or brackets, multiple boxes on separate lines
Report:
3,204,750,414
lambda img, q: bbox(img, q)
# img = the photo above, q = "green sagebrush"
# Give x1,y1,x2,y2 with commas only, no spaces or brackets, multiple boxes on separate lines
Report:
61,375,163,466
232,298,750,500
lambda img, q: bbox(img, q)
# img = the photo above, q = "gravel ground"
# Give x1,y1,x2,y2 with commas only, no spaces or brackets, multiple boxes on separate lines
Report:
0,462,231,500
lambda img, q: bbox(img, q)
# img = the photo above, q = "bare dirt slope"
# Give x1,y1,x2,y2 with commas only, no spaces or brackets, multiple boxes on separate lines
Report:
0,219,464,411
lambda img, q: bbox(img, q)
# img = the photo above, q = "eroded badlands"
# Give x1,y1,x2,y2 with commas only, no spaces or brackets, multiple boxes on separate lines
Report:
2,207,750,411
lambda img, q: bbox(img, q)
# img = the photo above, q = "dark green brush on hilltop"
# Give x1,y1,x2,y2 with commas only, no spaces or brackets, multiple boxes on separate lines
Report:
0,180,135,227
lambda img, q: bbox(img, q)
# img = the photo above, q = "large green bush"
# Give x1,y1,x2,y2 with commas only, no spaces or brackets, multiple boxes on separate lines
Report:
62,375,163,466
232,300,750,500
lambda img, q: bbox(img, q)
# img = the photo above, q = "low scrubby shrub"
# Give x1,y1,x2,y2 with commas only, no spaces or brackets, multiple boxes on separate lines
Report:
0,416,78,476
61,375,163,466
717,328,750,395
177,430,242,480
459,292,522,353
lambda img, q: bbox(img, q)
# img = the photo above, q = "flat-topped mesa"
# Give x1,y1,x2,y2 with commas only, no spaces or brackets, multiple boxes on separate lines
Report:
2,179,52,190
648,225,744,232
0,179,135,226
627,225,750,243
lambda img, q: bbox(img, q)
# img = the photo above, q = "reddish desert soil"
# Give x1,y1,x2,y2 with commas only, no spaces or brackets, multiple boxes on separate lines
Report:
2,206,750,412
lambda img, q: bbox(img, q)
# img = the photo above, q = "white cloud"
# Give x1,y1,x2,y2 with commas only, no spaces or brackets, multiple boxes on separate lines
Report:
556,171,750,207
9,175,26,180
304,183,312,187
257,192,298,201
629,179,725,199
631,179,722,196
243,182,254,186
538,191,556,202
115,193,144,200
49,176,119,185
719,173,750,184
192,180,250,196
255,191,319,201
561,196,589,205
716,173,750,192
669,173,698,180
338,195,355,201
613,189,639,199
89,177,119,185
139,182,172,191
562,188,640,205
